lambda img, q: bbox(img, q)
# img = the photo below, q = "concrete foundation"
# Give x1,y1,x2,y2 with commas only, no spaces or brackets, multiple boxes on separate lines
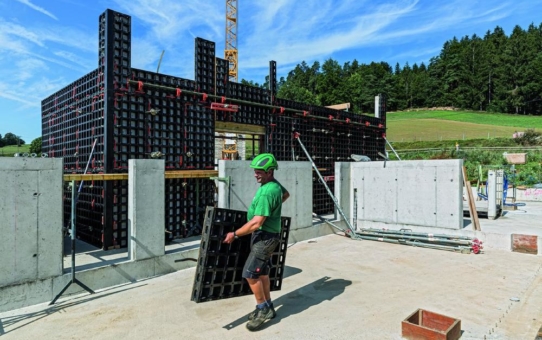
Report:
1,235,541,340
0,158,63,287
1,157,540,319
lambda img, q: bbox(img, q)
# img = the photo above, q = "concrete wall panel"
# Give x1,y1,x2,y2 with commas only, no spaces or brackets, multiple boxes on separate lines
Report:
218,160,313,233
336,159,463,230
128,160,165,261
0,158,63,287
436,165,463,228
397,166,436,227
359,166,398,224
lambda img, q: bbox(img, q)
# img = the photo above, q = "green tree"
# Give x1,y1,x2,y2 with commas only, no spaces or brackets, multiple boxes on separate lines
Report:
29,137,42,154
2,133,24,146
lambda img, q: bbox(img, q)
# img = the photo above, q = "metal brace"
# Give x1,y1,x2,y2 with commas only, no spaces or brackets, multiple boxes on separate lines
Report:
210,176,232,208
378,152,388,168
210,176,230,185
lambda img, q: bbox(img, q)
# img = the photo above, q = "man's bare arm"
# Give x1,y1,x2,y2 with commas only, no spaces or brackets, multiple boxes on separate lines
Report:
282,191,290,203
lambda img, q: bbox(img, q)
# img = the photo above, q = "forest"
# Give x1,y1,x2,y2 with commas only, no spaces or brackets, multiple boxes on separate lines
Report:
244,23,542,115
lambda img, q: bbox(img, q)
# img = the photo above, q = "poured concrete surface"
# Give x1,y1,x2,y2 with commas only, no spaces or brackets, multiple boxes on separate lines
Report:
1,234,541,340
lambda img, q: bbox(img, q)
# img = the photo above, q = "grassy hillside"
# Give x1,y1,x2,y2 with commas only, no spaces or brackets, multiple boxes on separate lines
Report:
0,144,31,157
386,110,540,142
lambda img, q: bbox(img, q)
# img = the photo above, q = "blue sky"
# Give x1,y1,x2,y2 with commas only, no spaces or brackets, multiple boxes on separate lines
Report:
1,0,541,143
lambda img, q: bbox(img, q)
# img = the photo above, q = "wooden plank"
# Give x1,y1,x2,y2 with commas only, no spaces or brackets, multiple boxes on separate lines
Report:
462,166,481,231
511,234,538,255
325,103,350,110
215,121,266,135
64,170,218,181
165,170,218,179
63,173,128,181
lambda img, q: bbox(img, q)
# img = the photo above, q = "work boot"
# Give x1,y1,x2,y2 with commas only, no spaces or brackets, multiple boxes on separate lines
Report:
248,304,275,321
246,306,274,331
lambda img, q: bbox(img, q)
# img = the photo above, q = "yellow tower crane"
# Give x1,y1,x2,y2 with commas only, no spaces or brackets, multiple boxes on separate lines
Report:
225,0,238,82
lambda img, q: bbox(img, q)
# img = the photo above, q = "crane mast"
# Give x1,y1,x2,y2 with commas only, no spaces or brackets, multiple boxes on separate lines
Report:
225,0,238,82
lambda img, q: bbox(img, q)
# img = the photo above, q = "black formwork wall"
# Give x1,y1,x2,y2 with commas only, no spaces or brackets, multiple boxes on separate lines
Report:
41,9,386,249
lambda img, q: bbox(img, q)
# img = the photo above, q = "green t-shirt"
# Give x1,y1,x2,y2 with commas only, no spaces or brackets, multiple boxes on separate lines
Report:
247,179,287,233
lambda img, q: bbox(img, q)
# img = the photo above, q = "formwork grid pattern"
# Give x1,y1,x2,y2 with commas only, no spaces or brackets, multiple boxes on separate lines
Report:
41,9,386,249
192,207,291,303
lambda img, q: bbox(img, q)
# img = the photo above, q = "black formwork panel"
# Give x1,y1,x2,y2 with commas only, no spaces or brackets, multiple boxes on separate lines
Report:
41,68,107,246
123,68,197,170
192,207,291,303
42,8,388,249
165,178,216,241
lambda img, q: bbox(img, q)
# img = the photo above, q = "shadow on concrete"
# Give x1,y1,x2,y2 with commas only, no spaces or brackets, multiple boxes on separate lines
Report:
0,283,148,336
283,266,302,279
223,276,351,330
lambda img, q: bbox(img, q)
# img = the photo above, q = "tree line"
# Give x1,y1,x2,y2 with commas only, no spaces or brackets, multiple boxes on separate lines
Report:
0,133,25,147
243,23,542,115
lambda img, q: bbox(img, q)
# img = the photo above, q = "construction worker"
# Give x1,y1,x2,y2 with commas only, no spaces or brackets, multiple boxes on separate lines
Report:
223,153,290,331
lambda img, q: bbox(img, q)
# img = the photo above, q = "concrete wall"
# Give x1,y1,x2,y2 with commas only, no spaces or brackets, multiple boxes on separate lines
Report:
0,241,201,313
0,158,63,287
128,160,165,260
335,159,464,230
514,188,542,202
217,160,318,242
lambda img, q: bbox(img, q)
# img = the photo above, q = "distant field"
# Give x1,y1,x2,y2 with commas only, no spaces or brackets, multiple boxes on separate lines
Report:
387,110,541,128
0,144,31,156
386,110,540,142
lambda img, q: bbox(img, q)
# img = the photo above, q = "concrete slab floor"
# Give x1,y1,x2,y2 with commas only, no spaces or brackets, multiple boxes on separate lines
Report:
1,234,541,340
468,201,542,235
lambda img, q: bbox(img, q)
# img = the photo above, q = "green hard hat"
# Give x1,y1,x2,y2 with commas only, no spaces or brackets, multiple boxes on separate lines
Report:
250,153,278,172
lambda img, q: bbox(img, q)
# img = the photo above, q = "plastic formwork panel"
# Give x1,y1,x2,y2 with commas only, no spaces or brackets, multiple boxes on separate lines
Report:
41,8,388,248
191,207,291,303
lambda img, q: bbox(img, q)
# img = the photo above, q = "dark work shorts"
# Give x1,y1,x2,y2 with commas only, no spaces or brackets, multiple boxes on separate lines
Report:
242,230,280,279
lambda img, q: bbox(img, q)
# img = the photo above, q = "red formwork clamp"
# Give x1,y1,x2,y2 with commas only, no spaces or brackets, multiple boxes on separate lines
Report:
365,121,370,127
280,107,285,115
346,118,351,123
303,110,309,117
176,88,182,97
137,81,144,92
471,238,483,254
202,93,208,101
328,115,334,121
293,131,300,139
378,123,384,128
221,96,226,103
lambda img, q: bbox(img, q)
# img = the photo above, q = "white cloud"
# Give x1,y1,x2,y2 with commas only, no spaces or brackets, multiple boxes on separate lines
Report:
112,0,223,43
53,50,94,69
15,0,58,21
14,58,48,81
234,0,521,73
